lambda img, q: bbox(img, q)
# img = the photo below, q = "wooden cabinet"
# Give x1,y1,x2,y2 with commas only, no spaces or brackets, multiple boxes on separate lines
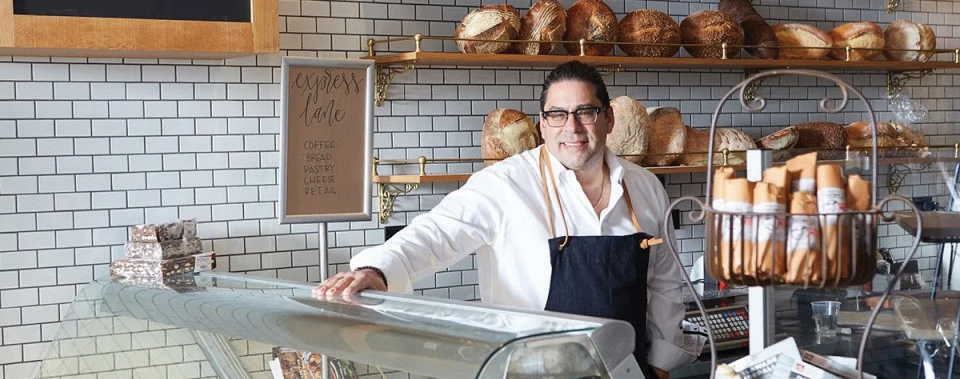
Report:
0,0,278,59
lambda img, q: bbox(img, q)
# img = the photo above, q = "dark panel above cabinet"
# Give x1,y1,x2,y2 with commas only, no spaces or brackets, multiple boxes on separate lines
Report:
13,0,251,22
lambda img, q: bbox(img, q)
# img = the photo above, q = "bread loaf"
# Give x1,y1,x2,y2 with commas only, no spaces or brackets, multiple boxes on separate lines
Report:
680,127,756,166
643,107,687,166
680,10,744,59
772,24,832,60
883,20,936,62
756,126,799,149
792,122,847,150
455,5,521,54
828,22,884,61
481,109,539,164
515,0,566,55
890,121,927,147
845,121,898,147
719,0,779,59
607,96,650,164
563,0,618,56
617,9,681,58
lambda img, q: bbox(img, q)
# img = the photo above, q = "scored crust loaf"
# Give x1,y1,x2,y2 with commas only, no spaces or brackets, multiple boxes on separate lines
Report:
607,96,650,164
617,9,681,58
481,108,539,164
883,20,936,62
828,22,885,61
642,107,687,166
563,0,618,56
455,5,521,54
756,126,799,150
680,127,756,166
515,0,566,55
680,10,744,59
772,23,833,60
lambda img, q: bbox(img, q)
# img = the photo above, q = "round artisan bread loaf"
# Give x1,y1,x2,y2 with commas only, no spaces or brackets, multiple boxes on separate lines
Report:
679,127,755,166
756,126,799,149
718,0,779,59
515,0,566,55
607,96,650,164
828,22,884,61
793,121,848,149
481,108,539,164
845,121,899,147
617,9,681,58
455,4,521,54
883,20,936,62
643,107,687,166
563,0,618,56
680,10,744,59
772,24,833,60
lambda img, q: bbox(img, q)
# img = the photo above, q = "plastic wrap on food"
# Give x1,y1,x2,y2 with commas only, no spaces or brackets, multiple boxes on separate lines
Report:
110,252,215,279
128,219,198,242
113,273,200,289
124,237,202,260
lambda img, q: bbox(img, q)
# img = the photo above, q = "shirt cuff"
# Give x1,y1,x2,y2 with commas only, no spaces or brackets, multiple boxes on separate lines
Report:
647,338,698,372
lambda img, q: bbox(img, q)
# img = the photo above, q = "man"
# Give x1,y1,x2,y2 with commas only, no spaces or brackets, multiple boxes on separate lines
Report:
314,61,695,378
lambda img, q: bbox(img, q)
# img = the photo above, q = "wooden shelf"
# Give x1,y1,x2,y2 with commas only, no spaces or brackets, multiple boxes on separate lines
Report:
372,156,957,185
0,0,278,59
363,52,960,72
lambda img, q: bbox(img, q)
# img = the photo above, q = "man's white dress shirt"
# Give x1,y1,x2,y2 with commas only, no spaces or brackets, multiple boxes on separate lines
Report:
351,145,696,371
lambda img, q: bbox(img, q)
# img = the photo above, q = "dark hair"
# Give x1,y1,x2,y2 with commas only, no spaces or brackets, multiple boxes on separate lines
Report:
539,60,611,111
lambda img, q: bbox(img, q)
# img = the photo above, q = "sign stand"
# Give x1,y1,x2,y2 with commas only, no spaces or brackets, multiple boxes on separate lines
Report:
278,56,375,379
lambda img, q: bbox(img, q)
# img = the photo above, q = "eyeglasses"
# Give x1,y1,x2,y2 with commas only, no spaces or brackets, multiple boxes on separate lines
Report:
540,107,605,127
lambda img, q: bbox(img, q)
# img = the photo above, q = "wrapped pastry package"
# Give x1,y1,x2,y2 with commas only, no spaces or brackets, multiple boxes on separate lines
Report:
711,167,736,280
129,219,198,243
110,252,215,279
125,237,203,260
785,152,817,193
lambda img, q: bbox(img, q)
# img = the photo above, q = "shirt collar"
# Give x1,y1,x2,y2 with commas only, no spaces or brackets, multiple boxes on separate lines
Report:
539,145,625,185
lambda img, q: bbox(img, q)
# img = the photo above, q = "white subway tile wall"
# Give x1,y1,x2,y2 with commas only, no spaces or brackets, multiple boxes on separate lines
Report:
1,0,959,377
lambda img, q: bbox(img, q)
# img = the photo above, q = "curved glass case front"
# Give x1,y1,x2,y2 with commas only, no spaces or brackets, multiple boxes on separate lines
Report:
37,272,637,379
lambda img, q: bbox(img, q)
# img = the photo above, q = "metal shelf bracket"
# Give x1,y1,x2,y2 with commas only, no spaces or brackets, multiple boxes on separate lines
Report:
375,62,415,106
378,183,418,223
742,69,765,103
887,0,902,13
887,69,933,96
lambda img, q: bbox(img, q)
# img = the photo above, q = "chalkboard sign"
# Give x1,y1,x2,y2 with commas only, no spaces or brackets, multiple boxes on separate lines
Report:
13,0,251,22
279,57,374,224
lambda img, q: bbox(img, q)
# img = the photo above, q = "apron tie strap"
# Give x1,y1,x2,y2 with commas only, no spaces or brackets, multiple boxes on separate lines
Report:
622,186,664,249
539,148,570,249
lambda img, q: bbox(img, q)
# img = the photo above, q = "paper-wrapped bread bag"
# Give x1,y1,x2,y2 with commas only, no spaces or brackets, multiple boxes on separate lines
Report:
846,175,873,283
786,192,821,285
724,178,754,280
816,164,847,286
712,167,736,280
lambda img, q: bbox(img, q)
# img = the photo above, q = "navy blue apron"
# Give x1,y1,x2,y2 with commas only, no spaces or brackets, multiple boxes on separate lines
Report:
538,148,658,379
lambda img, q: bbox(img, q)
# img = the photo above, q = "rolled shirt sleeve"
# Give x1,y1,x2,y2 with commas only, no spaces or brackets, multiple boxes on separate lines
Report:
350,170,505,293
644,190,699,371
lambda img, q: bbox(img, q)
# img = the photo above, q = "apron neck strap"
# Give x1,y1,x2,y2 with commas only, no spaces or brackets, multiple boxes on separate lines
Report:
538,148,645,246
539,147,570,248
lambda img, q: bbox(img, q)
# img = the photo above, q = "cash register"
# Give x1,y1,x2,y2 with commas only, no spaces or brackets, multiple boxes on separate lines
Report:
685,256,751,352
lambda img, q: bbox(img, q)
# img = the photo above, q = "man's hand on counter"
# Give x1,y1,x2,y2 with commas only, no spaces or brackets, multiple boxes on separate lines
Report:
654,367,669,379
312,268,387,298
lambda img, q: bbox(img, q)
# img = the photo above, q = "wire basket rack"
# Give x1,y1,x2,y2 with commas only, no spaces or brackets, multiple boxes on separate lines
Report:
661,69,926,379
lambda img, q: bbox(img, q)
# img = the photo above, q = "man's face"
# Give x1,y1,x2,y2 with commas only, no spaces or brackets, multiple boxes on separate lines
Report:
540,80,613,171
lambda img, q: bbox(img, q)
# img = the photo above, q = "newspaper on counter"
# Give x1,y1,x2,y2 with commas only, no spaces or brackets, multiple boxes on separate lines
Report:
719,337,876,379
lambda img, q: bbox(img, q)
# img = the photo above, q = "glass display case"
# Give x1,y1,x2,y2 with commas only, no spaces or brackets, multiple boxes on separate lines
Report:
36,272,641,379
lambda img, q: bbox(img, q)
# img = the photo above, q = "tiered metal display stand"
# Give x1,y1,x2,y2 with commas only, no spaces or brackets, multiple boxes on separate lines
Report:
663,69,926,379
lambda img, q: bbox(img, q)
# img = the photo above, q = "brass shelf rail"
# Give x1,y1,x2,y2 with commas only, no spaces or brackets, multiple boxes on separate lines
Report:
362,34,960,104
372,146,958,222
